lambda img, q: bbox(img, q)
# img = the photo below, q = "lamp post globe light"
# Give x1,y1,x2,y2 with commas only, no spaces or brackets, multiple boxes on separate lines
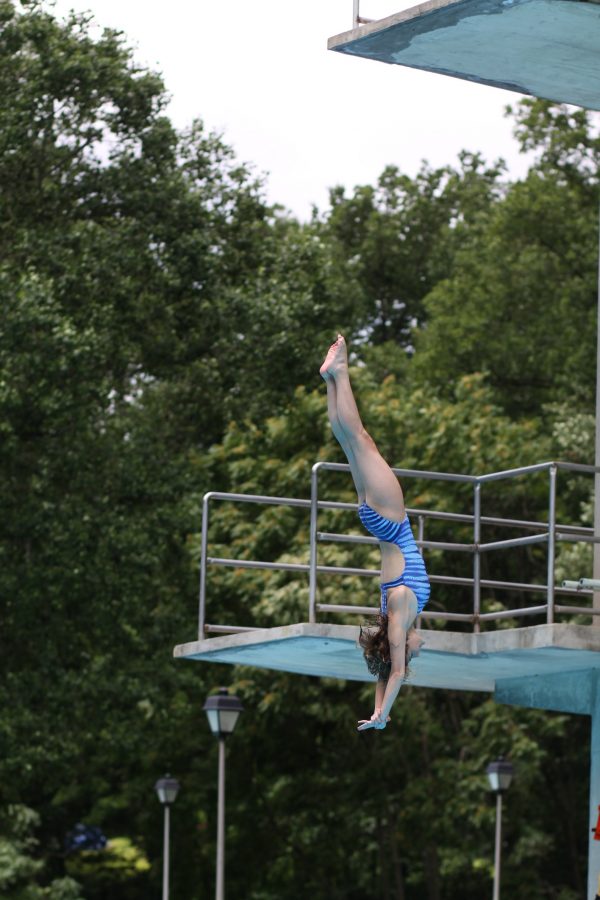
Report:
486,758,514,900
203,687,244,900
154,774,180,900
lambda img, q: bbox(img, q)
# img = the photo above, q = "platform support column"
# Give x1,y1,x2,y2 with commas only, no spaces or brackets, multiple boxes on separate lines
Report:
589,671,600,900
594,207,600,620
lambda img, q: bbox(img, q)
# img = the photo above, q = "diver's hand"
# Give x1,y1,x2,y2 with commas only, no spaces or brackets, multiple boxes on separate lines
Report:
357,711,390,731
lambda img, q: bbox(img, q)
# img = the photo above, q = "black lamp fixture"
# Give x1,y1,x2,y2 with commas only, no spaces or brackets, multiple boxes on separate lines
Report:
154,774,180,900
203,687,244,900
154,774,181,806
486,756,514,900
203,687,244,738
486,757,515,794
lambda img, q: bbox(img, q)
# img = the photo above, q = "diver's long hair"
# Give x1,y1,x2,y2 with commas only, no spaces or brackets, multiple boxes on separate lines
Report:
359,613,390,677
359,614,412,680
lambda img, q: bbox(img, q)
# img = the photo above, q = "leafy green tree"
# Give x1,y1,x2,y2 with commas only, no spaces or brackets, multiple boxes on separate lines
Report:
0,0,362,443
412,103,599,416
510,99,600,196
0,805,83,899
318,153,504,349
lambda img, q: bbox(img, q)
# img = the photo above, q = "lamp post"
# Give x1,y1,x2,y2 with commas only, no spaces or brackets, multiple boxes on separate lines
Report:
486,758,514,900
154,774,180,900
203,687,244,900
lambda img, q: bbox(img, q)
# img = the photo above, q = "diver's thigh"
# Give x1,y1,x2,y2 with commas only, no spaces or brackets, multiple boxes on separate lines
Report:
353,434,405,520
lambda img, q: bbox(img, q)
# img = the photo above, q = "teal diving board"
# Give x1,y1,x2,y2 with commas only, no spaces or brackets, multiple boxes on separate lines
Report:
175,622,600,699
328,0,600,110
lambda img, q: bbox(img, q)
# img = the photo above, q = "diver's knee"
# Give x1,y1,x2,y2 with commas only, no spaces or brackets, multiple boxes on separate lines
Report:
352,426,375,451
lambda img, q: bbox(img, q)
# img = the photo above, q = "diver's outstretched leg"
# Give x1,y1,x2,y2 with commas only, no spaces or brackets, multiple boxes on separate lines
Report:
324,374,366,501
321,335,405,523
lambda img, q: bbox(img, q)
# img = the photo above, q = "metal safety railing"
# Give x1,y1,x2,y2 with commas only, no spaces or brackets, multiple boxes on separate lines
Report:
197,460,600,639
352,0,375,26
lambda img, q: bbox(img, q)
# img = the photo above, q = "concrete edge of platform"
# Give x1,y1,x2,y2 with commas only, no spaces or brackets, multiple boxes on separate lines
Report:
327,0,470,50
174,622,600,661
173,622,359,659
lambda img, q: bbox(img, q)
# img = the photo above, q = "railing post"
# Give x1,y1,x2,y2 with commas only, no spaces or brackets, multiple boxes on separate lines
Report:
595,199,600,624
198,493,211,639
309,464,320,623
473,483,481,633
353,0,359,27
547,464,557,624
417,515,425,628
417,514,425,556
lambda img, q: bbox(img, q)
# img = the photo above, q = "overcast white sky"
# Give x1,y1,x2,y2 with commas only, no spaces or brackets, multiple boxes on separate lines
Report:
49,0,534,220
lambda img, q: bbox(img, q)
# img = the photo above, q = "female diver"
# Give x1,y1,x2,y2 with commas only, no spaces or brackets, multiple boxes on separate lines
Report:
320,334,430,731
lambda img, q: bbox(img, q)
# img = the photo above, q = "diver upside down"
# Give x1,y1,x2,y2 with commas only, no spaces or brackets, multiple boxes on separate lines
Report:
320,334,430,731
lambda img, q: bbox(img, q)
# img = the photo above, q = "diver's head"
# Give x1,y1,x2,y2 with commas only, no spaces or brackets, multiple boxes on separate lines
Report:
359,615,422,680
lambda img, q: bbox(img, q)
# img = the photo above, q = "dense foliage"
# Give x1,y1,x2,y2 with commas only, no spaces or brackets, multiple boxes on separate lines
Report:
1,1,599,898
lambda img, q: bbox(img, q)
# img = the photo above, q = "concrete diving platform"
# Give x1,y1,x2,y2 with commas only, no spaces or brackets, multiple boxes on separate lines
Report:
175,622,600,708
328,0,600,109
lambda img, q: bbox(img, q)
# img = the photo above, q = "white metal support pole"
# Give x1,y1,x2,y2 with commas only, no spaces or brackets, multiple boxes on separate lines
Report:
492,792,503,900
199,493,210,638
308,464,319,623
473,483,481,633
417,514,425,556
162,804,170,900
216,737,226,900
353,0,359,27
547,465,557,624
416,515,425,627
594,205,600,621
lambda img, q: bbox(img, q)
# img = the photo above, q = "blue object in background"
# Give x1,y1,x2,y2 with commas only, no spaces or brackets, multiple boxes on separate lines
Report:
65,823,107,853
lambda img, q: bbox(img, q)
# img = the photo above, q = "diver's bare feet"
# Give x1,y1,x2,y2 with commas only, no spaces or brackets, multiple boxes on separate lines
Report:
320,334,348,380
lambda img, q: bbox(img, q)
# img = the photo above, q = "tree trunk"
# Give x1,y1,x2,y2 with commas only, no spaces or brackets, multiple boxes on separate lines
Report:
423,843,442,900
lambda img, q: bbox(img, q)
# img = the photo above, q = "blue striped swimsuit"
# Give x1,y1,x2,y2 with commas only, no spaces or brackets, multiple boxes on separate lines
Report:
358,502,431,615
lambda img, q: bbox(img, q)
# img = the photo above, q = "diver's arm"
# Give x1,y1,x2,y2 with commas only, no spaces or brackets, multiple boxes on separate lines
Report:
377,609,409,722
374,677,386,714
376,591,418,724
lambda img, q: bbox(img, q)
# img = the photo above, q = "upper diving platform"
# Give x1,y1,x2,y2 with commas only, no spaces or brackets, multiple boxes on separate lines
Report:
175,621,600,705
174,459,600,693
327,0,600,110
